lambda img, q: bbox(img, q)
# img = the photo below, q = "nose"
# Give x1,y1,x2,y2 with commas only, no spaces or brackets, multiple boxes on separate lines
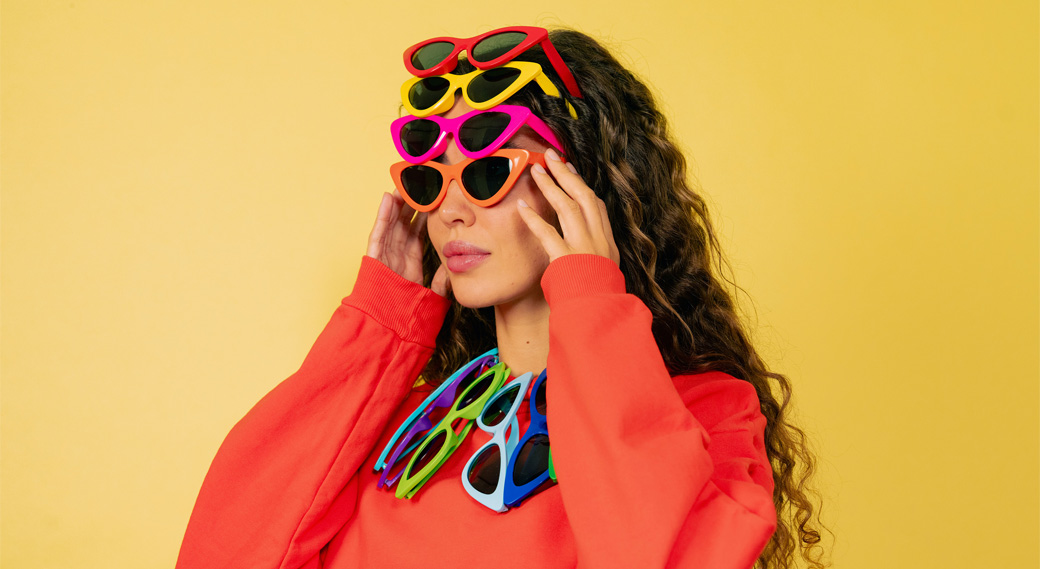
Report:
430,128,476,226
435,177,476,227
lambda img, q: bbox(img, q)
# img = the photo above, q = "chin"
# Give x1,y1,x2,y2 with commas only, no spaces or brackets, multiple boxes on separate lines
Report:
448,285,501,310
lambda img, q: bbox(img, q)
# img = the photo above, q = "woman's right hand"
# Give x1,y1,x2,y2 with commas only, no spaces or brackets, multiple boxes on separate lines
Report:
366,191,449,297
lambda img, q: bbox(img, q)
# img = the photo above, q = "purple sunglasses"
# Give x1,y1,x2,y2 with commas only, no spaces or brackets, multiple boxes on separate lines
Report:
377,351,499,489
390,105,564,164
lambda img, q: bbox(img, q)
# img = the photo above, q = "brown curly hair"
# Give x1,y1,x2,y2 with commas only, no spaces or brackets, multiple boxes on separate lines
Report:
417,28,828,569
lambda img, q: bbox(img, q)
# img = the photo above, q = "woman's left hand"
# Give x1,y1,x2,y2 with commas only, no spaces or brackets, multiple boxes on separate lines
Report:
517,148,621,265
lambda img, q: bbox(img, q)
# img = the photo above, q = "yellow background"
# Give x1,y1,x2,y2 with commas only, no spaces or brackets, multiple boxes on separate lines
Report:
2,1,1037,567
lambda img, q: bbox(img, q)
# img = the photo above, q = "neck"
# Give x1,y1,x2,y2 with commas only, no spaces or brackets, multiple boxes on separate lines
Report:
493,298,550,377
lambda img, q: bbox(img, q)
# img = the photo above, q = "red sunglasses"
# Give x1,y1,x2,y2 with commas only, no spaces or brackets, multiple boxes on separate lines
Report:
403,26,582,99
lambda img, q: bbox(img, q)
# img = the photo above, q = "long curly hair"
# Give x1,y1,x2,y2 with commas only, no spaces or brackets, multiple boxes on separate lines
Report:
417,28,828,569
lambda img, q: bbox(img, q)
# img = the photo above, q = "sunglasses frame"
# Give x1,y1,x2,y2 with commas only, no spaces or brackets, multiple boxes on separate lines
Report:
403,25,583,99
504,369,554,508
461,371,534,512
389,149,547,213
396,362,511,499
374,348,498,474
376,350,499,489
400,61,577,119
391,105,564,164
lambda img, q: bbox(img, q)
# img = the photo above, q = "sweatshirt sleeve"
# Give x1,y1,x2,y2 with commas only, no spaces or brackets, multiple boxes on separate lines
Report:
175,256,450,569
542,254,777,569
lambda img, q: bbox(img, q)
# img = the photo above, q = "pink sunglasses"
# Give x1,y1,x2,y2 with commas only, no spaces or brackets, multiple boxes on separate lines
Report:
390,105,563,164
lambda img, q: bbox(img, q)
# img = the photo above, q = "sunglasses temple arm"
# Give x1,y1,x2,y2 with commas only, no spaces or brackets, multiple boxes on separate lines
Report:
539,40,582,99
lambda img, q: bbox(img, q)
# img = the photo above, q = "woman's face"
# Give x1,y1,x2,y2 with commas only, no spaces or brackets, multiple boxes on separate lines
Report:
425,99,558,310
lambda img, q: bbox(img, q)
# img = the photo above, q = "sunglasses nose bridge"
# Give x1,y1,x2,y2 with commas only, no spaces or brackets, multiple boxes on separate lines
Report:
434,177,477,224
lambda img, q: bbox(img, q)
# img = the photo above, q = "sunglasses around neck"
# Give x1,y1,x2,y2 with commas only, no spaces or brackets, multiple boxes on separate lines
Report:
400,61,578,119
389,149,547,213
391,105,563,164
396,362,512,499
403,25,583,99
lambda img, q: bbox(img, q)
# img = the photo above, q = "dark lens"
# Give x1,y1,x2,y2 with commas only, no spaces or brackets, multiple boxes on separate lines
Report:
467,445,502,494
412,41,455,71
399,165,443,206
482,384,520,427
408,76,451,110
412,430,446,474
466,67,521,104
400,119,441,156
461,156,513,201
458,112,511,152
472,32,528,62
457,370,495,411
512,434,550,486
534,378,547,414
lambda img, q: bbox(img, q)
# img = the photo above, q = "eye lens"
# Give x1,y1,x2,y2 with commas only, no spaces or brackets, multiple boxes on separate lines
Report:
482,384,521,427
412,41,455,71
412,430,447,474
409,77,451,110
461,156,513,203
472,32,528,62
400,119,441,156
534,378,547,414
467,445,502,494
458,112,512,152
457,369,496,411
399,165,443,206
512,434,550,486
467,67,521,104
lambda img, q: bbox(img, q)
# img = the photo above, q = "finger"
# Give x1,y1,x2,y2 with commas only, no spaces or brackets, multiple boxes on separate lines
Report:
543,149,604,232
386,192,416,257
366,193,393,258
517,198,568,260
530,163,588,242
431,261,450,297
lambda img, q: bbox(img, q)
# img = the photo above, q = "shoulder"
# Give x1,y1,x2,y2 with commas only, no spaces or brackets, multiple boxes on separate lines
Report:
671,371,764,432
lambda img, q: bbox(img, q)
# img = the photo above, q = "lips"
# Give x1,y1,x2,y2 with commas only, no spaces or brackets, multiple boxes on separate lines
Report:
442,240,490,273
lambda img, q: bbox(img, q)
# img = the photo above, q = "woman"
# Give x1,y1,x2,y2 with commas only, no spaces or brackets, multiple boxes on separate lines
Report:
176,28,825,569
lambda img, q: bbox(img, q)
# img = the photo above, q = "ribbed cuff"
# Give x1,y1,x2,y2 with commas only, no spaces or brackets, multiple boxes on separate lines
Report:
540,254,627,305
344,256,451,347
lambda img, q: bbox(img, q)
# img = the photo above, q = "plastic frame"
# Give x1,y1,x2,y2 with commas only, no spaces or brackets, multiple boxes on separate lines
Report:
391,105,563,164
403,25,583,99
400,61,577,119
461,371,535,512
389,149,547,213
396,362,511,499
503,368,555,508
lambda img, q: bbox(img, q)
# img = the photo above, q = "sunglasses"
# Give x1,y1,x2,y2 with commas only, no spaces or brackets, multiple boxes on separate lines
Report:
376,349,498,489
374,348,498,476
403,26,583,99
389,149,546,213
391,105,563,164
401,61,577,119
461,371,534,512
396,362,511,499
503,369,554,508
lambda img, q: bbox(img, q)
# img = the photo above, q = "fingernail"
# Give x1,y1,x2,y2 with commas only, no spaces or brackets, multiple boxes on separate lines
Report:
518,199,530,208
565,162,578,175
545,148,562,161
533,163,546,174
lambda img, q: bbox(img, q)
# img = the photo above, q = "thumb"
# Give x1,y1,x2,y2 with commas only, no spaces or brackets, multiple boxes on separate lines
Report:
431,262,451,298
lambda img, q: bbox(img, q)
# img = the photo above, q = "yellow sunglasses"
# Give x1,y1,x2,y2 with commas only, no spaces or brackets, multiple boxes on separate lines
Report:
400,61,578,119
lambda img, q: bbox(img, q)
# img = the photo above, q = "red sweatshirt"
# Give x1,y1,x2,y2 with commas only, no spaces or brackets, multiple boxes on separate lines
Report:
176,254,776,569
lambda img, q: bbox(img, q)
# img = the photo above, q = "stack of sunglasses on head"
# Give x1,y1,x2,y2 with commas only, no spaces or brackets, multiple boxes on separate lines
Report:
378,26,579,511
388,25,581,214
